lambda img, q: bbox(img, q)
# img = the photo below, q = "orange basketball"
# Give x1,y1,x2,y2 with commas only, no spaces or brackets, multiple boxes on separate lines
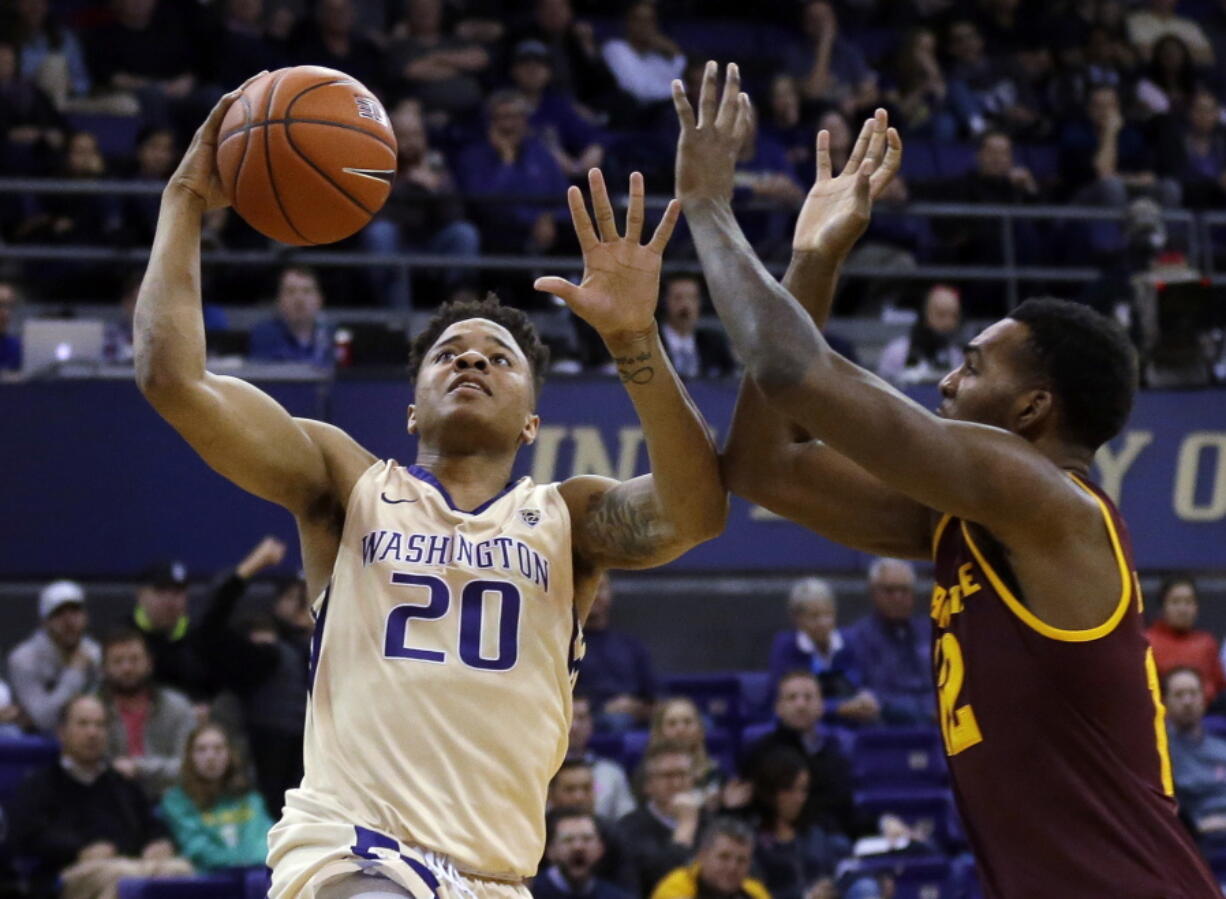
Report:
216,67,397,246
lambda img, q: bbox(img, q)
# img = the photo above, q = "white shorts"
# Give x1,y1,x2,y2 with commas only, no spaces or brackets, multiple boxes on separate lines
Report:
268,805,531,899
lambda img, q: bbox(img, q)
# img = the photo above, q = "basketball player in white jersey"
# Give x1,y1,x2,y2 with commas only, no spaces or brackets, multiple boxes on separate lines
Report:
135,85,727,899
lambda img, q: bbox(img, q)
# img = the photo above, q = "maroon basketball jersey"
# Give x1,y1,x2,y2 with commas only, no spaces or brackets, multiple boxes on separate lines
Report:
930,473,1217,898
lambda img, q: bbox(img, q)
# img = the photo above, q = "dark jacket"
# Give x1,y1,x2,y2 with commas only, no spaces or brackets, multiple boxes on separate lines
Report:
614,806,701,897
532,866,632,899
741,725,857,839
131,610,214,700
660,326,737,379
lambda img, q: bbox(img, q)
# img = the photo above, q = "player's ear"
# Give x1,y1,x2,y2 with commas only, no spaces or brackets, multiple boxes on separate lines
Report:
406,403,418,435
519,412,541,447
1015,388,1053,435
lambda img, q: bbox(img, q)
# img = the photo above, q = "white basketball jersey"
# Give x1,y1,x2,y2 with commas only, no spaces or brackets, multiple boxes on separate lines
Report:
285,460,580,880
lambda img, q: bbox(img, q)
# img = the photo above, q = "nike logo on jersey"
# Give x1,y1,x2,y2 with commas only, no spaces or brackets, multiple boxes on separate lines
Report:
380,492,419,505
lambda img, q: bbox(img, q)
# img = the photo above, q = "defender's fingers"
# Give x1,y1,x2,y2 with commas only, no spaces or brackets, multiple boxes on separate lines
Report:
869,127,903,198
731,93,753,151
566,185,599,252
697,60,718,128
625,172,646,244
533,277,581,306
588,168,618,242
860,108,889,177
843,114,876,175
715,62,741,131
816,129,832,181
672,80,696,130
647,198,682,253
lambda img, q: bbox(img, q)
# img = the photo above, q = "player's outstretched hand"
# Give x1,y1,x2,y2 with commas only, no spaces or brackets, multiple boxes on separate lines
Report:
166,70,268,211
534,168,680,342
792,107,901,259
672,60,752,206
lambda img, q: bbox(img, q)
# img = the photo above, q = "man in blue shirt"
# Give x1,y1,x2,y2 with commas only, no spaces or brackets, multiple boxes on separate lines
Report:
0,279,22,371
1166,667,1226,844
248,267,332,366
842,559,935,725
575,574,656,732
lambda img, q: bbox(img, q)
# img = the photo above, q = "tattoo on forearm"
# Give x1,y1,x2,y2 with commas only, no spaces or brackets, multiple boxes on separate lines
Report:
612,349,655,385
582,487,667,562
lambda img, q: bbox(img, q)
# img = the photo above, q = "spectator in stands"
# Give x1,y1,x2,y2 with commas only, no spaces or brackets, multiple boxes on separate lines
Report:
569,693,637,821
767,577,877,727
650,818,769,899
549,758,599,814
616,741,705,896
130,559,212,700
8,579,100,734
882,27,954,140
290,0,382,97
455,89,569,255
760,74,815,184
0,279,21,371
384,0,487,116
1048,25,1133,122
535,808,630,899
511,0,615,109
208,0,290,95
98,627,195,799
1059,83,1180,207
14,129,117,244
735,106,806,255
1147,576,1226,703
601,0,685,118
784,1,877,116
877,284,965,386
9,695,193,897
362,99,479,307
1166,667,1226,843
83,0,202,126
7,0,92,107
510,39,604,180
1157,88,1226,210
742,671,856,840
963,128,1040,203
115,125,177,245
1137,35,1203,118
650,698,724,805
248,266,333,366
843,559,935,725
159,723,274,872
0,38,64,173
0,675,24,736
195,537,308,815
1128,0,1214,66
944,18,1041,137
576,574,656,732
750,747,846,899
658,274,736,379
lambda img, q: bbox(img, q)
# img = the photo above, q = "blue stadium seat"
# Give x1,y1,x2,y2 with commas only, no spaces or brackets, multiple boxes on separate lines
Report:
735,671,773,725
0,735,58,804
851,727,948,788
853,787,961,850
845,854,954,899
899,140,941,182
662,674,743,731
117,875,243,898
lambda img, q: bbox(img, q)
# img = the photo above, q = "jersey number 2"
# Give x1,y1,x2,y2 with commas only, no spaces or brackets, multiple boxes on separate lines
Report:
935,632,983,756
384,573,521,671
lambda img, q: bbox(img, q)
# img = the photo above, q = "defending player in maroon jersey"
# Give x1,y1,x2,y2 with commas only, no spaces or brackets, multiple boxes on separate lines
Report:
680,63,1220,897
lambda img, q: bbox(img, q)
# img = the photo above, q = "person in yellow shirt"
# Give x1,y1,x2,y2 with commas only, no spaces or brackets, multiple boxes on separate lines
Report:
651,819,770,899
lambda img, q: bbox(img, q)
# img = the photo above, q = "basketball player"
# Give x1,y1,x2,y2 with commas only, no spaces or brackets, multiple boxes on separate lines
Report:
135,85,727,898
678,63,1218,897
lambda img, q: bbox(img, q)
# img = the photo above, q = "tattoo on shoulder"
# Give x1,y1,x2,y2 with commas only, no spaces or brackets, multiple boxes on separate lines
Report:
611,349,655,385
582,487,666,561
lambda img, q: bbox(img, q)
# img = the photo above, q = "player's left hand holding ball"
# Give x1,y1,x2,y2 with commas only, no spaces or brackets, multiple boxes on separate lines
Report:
166,70,268,211
534,169,681,344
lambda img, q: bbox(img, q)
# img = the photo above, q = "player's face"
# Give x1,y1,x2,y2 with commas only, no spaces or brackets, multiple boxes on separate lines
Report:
699,836,752,894
1165,671,1205,729
44,604,87,650
937,319,1045,435
409,318,539,455
104,639,152,694
550,769,595,812
549,817,603,874
775,676,823,732
775,768,810,824
569,699,593,750
660,700,702,747
1162,583,1198,631
793,596,836,643
59,697,107,765
191,728,231,782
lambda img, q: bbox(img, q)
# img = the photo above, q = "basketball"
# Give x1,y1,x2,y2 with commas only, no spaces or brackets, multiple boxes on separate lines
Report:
216,66,397,246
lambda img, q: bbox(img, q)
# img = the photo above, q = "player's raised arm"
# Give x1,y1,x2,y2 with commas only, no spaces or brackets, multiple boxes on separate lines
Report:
677,63,1075,542
537,170,727,573
135,80,373,517
722,109,932,558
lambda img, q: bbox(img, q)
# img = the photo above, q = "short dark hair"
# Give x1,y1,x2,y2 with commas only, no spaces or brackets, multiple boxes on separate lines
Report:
1162,666,1203,695
408,293,550,398
1008,298,1137,450
101,626,150,656
278,265,320,290
641,739,694,771
699,816,754,851
545,806,600,845
777,669,820,691
58,693,102,727
750,746,811,828
553,757,593,778
1158,575,1199,607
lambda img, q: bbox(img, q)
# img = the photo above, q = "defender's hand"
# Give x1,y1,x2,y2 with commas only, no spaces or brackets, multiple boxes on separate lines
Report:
792,107,901,259
534,169,680,343
166,71,267,211
672,61,752,206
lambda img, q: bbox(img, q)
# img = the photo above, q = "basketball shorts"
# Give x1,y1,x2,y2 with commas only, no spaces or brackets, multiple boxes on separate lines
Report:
268,802,531,899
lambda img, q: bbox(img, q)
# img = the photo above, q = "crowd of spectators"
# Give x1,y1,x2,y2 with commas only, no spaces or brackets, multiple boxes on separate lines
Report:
6,549,1223,897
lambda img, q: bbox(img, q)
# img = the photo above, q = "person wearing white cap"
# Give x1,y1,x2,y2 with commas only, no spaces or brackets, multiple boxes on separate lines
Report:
7,580,101,734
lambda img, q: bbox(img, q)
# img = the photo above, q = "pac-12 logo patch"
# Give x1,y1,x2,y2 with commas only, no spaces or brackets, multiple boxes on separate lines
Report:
354,96,388,125
520,509,541,527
